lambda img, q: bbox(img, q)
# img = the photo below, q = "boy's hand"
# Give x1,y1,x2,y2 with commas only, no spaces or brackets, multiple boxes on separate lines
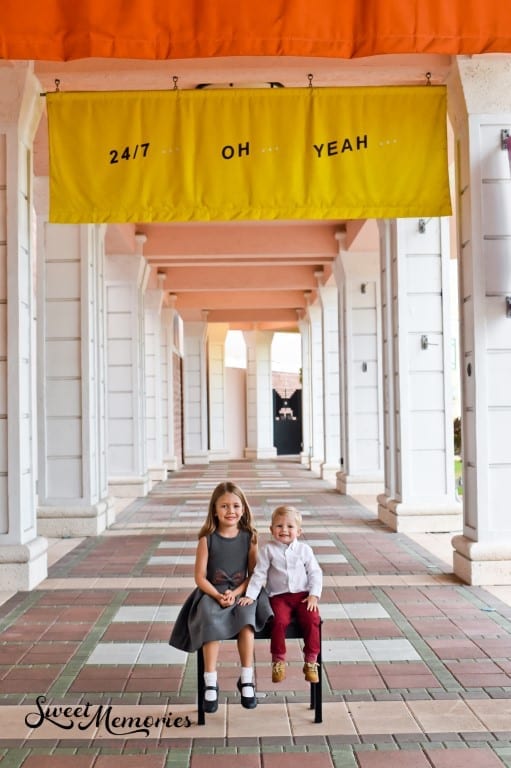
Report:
237,596,254,606
302,595,319,612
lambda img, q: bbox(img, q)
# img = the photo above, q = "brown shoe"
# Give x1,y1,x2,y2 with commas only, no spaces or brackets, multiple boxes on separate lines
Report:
303,662,319,683
272,661,286,683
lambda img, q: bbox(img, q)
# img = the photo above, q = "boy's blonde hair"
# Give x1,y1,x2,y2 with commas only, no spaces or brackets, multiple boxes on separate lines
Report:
271,505,302,527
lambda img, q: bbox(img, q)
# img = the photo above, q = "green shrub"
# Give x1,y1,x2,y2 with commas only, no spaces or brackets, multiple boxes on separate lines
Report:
453,417,461,457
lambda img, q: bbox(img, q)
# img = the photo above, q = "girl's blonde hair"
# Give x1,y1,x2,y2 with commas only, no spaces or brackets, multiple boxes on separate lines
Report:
198,481,257,542
271,505,302,527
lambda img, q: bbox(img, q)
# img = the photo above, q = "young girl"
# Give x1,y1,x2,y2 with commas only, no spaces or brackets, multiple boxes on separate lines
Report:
169,481,272,712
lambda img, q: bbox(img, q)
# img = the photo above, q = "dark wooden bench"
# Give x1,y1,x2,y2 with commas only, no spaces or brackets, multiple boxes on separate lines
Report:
197,618,323,724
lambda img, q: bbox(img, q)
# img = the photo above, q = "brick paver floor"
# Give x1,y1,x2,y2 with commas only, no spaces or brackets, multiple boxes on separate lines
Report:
1,458,511,766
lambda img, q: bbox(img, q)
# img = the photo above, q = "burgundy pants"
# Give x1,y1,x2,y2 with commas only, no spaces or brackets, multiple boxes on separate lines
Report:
269,591,321,663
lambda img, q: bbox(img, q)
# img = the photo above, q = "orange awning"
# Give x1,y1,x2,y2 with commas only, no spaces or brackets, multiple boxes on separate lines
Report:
1,0,511,61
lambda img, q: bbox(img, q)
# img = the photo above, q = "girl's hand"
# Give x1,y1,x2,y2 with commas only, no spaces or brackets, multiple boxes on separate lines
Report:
238,596,254,606
302,595,319,612
218,590,235,607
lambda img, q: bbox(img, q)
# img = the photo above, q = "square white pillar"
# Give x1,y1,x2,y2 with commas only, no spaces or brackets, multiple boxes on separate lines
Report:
449,56,511,583
36,214,114,536
208,323,230,461
0,64,47,589
161,304,182,471
144,289,166,483
243,330,277,459
105,237,150,496
307,304,324,473
334,247,384,496
183,319,209,464
377,217,460,533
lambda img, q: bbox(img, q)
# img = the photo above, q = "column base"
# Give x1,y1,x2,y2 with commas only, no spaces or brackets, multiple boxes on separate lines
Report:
300,452,311,467
378,498,462,533
37,498,115,537
149,465,168,484
108,474,150,498
208,449,231,461
320,462,341,485
309,457,324,476
337,472,384,496
244,447,277,459
183,451,210,465
452,535,511,585
0,536,48,591
164,456,180,472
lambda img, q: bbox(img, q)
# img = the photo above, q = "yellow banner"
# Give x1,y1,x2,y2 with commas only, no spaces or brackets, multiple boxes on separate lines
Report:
47,86,452,223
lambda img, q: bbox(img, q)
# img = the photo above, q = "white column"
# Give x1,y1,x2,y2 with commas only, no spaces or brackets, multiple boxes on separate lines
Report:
449,56,511,584
377,217,460,533
379,221,398,517
183,318,209,464
161,301,181,471
208,323,230,461
318,283,341,483
298,314,312,466
0,63,47,589
334,248,384,495
105,236,150,496
243,330,277,459
308,303,324,474
36,206,113,536
144,288,166,483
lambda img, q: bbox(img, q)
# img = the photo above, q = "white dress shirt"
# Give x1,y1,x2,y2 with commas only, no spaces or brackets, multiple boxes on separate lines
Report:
245,538,322,600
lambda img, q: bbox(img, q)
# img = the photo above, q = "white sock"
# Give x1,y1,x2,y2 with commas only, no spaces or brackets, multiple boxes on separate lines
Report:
240,666,254,690
204,671,217,701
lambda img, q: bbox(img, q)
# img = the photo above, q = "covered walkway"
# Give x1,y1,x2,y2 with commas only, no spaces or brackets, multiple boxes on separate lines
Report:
1,458,511,767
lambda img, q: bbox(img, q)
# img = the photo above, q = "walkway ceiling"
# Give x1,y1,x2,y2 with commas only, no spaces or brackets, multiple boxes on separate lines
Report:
32,53,454,331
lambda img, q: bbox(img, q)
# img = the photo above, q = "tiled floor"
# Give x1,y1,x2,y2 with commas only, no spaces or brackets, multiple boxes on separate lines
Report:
2,458,511,766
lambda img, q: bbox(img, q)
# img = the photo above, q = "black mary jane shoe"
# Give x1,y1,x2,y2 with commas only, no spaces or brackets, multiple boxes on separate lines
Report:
203,685,219,713
237,678,257,709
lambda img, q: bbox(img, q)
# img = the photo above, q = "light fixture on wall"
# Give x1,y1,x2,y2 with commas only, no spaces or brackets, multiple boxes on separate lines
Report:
502,129,511,174
418,218,431,234
420,334,439,350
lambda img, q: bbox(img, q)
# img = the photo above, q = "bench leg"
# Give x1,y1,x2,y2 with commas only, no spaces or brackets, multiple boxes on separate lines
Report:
197,647,205,725
309,621,323,723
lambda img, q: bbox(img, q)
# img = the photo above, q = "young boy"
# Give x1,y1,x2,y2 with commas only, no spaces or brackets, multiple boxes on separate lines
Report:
239,505,322,683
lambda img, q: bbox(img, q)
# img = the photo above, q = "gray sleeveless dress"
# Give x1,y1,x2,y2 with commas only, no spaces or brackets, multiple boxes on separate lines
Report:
169,529,273,652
